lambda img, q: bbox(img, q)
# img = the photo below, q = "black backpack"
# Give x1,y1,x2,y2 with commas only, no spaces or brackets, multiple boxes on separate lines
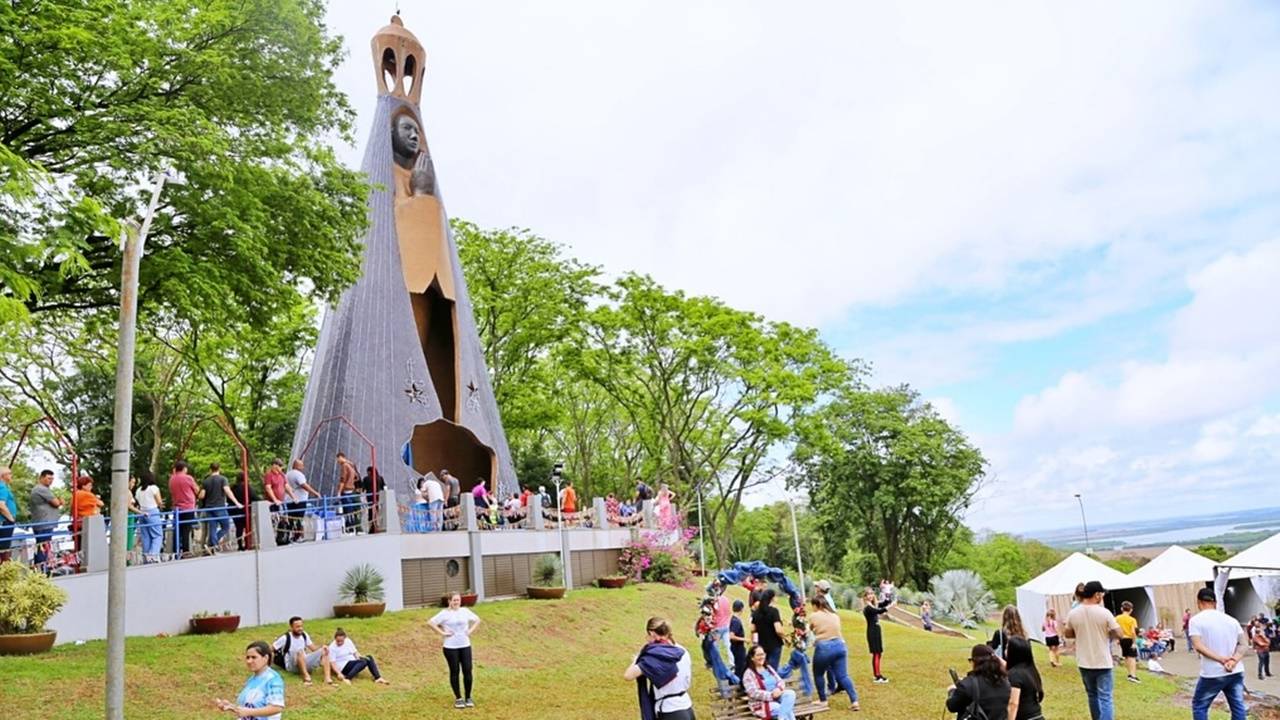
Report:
957,677,990,720
272,633,293,669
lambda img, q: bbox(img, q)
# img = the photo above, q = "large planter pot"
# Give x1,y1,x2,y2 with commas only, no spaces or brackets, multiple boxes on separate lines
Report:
439,594,478,607
596,577,627,589
526,586,566,600
333,602,386,619
0,631,57,655
189,616,241,635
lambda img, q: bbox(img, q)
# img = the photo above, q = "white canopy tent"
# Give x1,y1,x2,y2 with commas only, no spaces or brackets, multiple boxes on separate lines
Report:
1124,545,1215,628
1017,552,1151,642
1214,531,1280,620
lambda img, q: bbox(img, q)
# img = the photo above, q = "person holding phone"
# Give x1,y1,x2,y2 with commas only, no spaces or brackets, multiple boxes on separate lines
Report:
945,645,1011,720
862,588,892,683
214,641,285,719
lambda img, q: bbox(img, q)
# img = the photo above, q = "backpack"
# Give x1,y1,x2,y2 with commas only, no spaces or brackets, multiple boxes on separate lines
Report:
957,677,990,720
272,633,293,669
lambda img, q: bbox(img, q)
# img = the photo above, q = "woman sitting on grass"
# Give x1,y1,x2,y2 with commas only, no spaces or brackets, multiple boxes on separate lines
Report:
945,644,1011,720
742,644,796,720
215,640,284,719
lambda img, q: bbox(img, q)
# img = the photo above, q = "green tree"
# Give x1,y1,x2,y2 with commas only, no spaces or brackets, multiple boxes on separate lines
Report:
794,384,987,589
1,0,368,326
1194,544,1230,563
944,532,1065,604
565,274,848,565
454,221,600,439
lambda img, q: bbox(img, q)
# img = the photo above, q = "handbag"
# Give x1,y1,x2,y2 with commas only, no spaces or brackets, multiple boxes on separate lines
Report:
956,676,989,720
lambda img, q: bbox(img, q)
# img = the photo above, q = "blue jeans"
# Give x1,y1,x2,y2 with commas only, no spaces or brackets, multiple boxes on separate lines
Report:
1192,672,1246,720
205,507,231,546
812,638,858,704
139,508,164,558
777,647,813,697
762,672,796,720
765,646,782,672
1079,667,1115,720
428,500,443,531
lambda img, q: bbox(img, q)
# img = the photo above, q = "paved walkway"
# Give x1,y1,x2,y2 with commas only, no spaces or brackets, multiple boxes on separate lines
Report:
1153,649,1280,697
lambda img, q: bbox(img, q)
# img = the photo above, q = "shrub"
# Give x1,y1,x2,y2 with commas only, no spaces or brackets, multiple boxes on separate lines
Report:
0,562,68,634
926,569,996,624
618,529,696,586
338,564,386,604
531,554,563,588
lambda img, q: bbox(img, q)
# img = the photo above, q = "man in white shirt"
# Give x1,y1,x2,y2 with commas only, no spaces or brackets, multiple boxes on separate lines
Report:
1189,587,1248,720
284,460,320,542
421,473,445,531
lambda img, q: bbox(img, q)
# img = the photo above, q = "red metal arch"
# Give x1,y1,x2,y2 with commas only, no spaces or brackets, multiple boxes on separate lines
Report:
177,416,254,547
8,414,80,522
296,415,379,531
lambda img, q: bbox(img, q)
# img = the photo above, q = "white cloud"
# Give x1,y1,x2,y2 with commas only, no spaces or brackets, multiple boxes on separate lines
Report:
324,1,1280,327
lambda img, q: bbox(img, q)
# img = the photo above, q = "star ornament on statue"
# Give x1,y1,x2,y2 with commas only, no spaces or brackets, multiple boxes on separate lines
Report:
465,380,481,413
404,360,427,404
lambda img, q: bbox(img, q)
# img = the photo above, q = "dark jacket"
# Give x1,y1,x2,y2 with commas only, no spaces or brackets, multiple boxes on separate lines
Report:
946,674,1011,720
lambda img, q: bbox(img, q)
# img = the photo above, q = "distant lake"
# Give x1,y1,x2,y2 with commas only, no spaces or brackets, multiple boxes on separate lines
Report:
1058,522,1277,549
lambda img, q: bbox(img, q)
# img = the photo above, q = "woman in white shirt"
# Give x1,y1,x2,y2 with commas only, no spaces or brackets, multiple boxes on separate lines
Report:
134,472,165,563
429,592,482,709
326,628,388,685
623,617,695,720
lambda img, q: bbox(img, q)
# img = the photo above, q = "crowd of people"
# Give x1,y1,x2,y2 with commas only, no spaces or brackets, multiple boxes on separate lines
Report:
0,451,390,572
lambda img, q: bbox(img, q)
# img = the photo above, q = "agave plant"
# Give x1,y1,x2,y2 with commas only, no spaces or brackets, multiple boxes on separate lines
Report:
531,554,564,588
926,569,996,624
338,564,386,604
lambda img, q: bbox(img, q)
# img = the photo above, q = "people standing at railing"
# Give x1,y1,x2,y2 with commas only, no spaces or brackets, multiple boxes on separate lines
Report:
71,475,103,555
169,461,200,558
336,452,360,534
502,493,522,526
538,485,551,512
560,480,577,516
134,472,165,563
285,459,321,543
520,484,533,510
360,466,384,531
263,459,291,545
422,473,445,532
0,467,18,563
200,463,242,552
605,493,620,520
230,470,258,551
28,469,61,570
656,484,677,531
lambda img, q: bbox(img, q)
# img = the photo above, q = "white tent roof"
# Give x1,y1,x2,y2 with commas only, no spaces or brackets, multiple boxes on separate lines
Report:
1221,531,1280,578
1019,552,1136,595
1126,545,1216,586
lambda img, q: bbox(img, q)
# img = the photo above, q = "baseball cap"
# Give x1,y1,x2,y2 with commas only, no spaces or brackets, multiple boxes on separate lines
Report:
1197,587,1216,603
1082,580,1106,596
814,579,832,592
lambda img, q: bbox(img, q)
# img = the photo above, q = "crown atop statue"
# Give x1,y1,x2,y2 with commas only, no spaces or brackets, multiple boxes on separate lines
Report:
372,14,425,103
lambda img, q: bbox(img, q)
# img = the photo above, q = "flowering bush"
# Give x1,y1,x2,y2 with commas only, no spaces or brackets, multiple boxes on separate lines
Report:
618,528,698,586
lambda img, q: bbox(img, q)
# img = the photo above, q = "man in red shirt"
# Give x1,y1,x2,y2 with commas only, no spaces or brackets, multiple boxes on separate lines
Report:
520,485,532,508
168,460,199,556
263,458,290,545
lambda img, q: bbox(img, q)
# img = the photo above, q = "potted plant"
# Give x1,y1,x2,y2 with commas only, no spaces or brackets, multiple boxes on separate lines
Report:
190,610,241,635
439,589,478,607
526,554,566,599
0,562,68,655
596,574,627,589
334,563,387,618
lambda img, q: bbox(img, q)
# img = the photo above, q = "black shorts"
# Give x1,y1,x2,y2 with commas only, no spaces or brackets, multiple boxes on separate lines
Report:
1045,635,1060,648
1120,638,1137,658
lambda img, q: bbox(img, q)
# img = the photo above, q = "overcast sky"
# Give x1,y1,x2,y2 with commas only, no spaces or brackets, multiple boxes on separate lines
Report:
323,1,1280,534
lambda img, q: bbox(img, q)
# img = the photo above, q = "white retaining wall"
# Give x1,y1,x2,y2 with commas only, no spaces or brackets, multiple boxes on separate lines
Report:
48,533,404,644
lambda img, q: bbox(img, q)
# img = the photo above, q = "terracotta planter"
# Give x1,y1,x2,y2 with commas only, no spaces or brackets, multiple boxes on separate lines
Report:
526,586,566,600
596,577,627,589
0,631,57,655
439,594,478,607
333,602,386,619
189,615,241,635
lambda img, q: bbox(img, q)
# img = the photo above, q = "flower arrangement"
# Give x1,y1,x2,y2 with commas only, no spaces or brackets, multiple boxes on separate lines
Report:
618,528,698,586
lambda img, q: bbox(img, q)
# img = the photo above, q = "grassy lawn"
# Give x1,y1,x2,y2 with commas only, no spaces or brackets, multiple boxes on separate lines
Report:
2,583,1220,719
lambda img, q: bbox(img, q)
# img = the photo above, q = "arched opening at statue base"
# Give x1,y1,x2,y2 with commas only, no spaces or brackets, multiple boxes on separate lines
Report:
405,419,496,493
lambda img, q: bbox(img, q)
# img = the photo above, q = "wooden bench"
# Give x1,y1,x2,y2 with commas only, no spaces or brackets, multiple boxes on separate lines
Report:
707,686,831,720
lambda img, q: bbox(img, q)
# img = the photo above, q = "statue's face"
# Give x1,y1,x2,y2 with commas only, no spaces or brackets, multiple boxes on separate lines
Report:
392,114,422,165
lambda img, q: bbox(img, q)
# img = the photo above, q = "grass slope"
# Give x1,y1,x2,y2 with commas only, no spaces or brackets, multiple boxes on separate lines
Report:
2,584,1221,719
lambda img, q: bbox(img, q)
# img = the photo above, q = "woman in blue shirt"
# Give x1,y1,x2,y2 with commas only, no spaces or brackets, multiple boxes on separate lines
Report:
215,641,285,719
